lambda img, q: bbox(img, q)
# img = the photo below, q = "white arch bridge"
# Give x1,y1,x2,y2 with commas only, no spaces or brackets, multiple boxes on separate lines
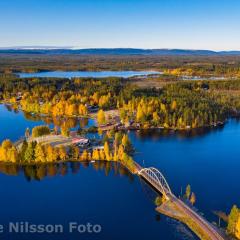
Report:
138,167,172,199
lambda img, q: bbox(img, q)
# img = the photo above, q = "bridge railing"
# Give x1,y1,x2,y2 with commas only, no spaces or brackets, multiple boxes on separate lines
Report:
138,167,172,198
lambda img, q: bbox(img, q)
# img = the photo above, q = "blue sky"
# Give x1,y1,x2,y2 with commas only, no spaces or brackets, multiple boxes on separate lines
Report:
0,0,239,50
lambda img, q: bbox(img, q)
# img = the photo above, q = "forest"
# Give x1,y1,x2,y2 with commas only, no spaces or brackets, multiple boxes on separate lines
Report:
0,126,135,171
0,55,240,239
1,74,240,130
1,54,240,77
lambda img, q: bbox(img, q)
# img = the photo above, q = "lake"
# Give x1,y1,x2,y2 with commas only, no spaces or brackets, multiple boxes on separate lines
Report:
182,76,227,81
18,71,161,79
0,104,240,240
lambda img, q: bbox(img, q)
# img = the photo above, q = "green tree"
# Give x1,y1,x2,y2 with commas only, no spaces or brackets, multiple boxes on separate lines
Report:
155,196,163,206
152,111,160,125
32,125,50,138
20,140,28,161
24,142,36,162
73,146,80,159
121,134,133,153
114,132,122,147
185,184,191,199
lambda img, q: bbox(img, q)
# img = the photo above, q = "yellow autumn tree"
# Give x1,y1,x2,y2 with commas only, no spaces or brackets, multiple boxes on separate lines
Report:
97,109,106,125
160,103,166,112
58,146,67,161
171,100,177,110
152,112,160,125
92,92,99,104
190,192,196,205
35,143,45,162
99,94,110,108
99,149,105,160
236,217,240,239
72,146,80,159
45,144,56,162
79,104,88,116
9,147,18,163
92,149,100,160
0,139,17,162
113,150,118,161
117,144,124,161
81,150,88,161
121,134,130,149
65,104,77,116
61,124,70,137
136,104,145,123
104,141,112,161
227,205,240,238
2,139,13,149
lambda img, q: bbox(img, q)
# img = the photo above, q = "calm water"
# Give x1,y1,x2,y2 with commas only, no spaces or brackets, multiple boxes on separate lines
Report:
131,125,240,222
182,76,226,81
18,71,160,79
0,104,240,240
0,105,95,142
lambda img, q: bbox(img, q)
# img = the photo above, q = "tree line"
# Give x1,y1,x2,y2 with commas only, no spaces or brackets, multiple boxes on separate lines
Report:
1,54,240,76
0,130,135,171
1,76,240,130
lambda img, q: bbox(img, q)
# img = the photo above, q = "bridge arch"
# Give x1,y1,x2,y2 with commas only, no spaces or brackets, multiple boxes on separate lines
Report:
139,167,172,197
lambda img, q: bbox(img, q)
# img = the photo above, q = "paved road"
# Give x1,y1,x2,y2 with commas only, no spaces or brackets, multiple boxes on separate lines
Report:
171,195,225,240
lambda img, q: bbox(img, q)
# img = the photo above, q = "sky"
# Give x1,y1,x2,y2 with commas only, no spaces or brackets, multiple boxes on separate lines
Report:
0,0,240,50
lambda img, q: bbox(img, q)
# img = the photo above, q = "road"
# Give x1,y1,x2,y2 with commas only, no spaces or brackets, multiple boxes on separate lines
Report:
134,162,226,240
171,195,225,240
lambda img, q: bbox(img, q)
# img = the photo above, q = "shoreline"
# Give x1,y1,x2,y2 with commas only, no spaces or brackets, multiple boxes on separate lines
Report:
0,158,116,166
0,159,137,175
0,103,228,132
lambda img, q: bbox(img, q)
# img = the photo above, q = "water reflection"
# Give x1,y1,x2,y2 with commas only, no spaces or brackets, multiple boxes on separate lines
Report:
4,104,93,130
4,104,19,113
139,177,159,204
132,124,225,141
0,161,134,182
23,112,90,129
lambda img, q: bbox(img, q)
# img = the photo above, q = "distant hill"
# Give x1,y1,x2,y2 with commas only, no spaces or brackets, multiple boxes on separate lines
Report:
0,48,240,56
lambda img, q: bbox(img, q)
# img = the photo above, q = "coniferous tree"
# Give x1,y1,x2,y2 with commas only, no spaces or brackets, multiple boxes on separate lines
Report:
185,184,191,200
24,142,35,162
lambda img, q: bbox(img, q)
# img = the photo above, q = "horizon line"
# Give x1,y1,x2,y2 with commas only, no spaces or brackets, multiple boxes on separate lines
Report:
0,46,240,52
